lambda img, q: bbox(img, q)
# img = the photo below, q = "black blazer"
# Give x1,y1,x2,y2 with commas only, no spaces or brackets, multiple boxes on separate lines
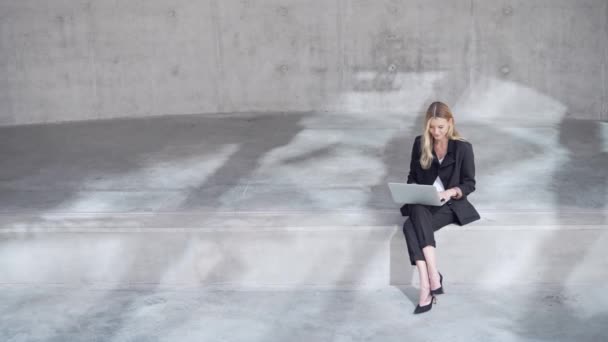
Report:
400,135,481,225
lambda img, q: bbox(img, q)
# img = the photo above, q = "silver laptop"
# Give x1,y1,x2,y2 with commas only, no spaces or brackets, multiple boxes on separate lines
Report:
388,182,444,206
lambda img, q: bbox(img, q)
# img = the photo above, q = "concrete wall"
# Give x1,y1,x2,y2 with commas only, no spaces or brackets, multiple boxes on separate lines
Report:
1,0,607,125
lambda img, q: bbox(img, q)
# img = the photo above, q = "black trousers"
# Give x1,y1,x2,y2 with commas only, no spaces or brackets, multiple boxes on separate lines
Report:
402,204,458,266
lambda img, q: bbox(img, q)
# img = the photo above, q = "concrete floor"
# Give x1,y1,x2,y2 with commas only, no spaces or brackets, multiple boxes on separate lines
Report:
1,284,606,342
0,113,606,341
1,112,606,213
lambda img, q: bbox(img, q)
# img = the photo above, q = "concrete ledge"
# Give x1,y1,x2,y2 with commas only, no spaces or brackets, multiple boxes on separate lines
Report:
1,209,606,231
0,210,606,288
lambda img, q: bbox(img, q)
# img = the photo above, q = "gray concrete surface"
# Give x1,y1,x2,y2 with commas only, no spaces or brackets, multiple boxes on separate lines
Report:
0,113,606,288
1,1,607,125
1,112,606,213
1,284,606,342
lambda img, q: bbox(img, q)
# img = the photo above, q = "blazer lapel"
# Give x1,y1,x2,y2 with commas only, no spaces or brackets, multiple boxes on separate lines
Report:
439,154,455,169
439,139,456,189
439,139,455,169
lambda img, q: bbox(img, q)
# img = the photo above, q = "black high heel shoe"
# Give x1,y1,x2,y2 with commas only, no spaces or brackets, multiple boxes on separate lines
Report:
431,272,444,295
414,293,437,314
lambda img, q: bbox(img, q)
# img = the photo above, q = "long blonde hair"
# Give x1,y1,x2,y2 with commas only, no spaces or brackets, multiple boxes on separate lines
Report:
420,101,465,170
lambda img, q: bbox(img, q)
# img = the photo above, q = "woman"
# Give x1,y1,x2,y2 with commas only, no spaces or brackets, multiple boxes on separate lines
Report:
401,101,480,314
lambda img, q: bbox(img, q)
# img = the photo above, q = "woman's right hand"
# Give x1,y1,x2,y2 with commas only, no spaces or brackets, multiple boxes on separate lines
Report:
438,191,452,203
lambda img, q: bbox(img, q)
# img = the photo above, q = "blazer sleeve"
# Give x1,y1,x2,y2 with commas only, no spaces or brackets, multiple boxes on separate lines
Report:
457,142,476,196
406,137,420,184
401,137,420,216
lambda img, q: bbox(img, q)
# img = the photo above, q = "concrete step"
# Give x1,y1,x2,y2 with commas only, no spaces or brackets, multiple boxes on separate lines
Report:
1,210,606,287
1,209,606,230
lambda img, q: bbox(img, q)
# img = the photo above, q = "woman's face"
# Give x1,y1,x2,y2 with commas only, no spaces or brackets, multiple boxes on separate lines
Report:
428,117,451,140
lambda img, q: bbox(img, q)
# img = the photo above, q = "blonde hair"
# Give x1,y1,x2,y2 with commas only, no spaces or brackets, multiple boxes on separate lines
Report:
420,101,465,170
